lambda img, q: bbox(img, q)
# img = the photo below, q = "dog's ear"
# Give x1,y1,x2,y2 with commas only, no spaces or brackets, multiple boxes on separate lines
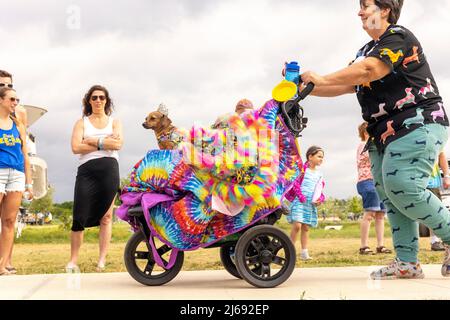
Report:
160,115,172,128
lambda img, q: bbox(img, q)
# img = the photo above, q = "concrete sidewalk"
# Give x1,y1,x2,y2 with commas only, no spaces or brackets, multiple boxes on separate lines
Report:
1,265,449,300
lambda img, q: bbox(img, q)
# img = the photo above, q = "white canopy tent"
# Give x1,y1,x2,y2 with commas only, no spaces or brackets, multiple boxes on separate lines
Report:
22,105,49,199
22,104,47,128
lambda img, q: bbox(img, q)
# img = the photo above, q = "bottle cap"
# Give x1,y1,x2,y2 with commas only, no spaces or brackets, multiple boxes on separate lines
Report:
286,61,300,72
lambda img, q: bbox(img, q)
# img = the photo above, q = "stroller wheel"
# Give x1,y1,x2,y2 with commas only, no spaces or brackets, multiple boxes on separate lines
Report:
124,230,184,286
235,225,296,288
219,243,242,279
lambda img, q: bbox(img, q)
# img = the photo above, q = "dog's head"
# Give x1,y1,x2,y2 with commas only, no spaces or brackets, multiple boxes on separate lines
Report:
143,111,172,131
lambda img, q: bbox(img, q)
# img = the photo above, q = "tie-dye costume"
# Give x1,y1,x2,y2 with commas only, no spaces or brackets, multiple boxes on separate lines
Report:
118,99,302,252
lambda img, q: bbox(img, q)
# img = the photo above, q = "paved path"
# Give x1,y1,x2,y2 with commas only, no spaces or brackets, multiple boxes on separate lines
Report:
1,265,449,300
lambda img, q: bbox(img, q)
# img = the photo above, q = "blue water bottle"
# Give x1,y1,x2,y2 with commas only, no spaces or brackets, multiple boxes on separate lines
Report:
284,61,300,85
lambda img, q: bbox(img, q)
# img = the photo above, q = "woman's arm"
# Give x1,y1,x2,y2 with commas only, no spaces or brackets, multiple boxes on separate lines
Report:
309,85,355,97
82,119,124,151
103,119,123,150
71,119,97,154
302,57,391,91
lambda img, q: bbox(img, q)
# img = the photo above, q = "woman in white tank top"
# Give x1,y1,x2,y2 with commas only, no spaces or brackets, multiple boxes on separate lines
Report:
68,85,123,272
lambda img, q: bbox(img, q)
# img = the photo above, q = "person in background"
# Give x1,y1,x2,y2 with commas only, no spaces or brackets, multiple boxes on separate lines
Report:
426,151,450,251
357,122,391,255
0,87,33,275
211,99,254,129
285,146,325,261
68,85,123,272
0,70,27,127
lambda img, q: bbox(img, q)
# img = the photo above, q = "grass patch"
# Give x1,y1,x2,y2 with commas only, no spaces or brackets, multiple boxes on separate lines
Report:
10,219,444,275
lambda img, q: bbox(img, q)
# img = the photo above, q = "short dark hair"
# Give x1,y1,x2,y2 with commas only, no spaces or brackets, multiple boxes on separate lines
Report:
360,0,404,24
306,145,324,160
0,69,13,80
82,85,114,116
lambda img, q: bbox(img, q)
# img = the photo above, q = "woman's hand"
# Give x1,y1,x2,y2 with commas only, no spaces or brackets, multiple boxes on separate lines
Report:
443,176,450,189
107,134,120,140
301,71,328,86
24,185,34,200
82,137,98,147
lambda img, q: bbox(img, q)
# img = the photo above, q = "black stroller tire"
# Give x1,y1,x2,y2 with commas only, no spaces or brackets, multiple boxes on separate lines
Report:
124,231,184,286
235,225,296,288
219,243,242,279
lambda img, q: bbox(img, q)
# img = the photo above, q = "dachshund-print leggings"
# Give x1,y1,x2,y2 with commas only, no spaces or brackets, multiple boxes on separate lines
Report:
369,123,450,263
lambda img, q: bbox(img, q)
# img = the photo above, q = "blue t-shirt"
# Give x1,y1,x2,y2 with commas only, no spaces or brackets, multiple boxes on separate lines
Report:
0,121,25,172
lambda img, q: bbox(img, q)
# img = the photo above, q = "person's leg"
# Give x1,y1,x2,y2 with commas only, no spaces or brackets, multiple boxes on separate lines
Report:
368,142,424,279
0,193,6,273
374,212,385,247
300,223,309,250
383,125,450,258
427,188,445,250
98,199,115,269
360,212,374,250
0,192,21,273
300,224,312,260
290,222,301,245
68,231,83,268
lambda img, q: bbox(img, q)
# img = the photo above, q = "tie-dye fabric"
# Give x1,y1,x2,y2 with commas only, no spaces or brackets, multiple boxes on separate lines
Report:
119,99,302,250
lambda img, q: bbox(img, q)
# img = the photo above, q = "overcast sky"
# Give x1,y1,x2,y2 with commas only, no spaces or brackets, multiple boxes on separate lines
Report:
2,0,450,202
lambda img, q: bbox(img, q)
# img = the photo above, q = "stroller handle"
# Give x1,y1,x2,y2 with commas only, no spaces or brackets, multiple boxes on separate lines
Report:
296,82,315,102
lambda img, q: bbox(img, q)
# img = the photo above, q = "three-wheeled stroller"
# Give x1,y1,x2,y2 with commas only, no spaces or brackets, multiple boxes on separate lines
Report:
117,84,314,288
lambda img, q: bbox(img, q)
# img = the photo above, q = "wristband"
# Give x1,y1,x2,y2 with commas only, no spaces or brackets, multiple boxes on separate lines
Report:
97,137,104,150
25,184,33,189
444,175,450,179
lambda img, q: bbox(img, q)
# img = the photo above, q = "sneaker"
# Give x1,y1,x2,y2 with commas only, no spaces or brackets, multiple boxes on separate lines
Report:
300,252,313,261
370,258,425,280
65,263,80,273
431,241,446,251
442,244,450,277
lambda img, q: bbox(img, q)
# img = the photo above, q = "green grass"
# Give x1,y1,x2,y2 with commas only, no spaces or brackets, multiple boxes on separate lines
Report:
16,219,386,244
15,221,133,244
10,219,445,275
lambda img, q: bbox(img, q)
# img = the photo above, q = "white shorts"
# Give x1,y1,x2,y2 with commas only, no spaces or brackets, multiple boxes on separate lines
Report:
0,168,25,194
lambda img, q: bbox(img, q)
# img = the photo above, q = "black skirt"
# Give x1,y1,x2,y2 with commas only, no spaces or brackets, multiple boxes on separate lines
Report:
72,157,120,231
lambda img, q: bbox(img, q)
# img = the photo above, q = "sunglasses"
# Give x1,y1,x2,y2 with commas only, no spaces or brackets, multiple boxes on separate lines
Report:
9,97,20,103
90,95,106,101
0,83,13,88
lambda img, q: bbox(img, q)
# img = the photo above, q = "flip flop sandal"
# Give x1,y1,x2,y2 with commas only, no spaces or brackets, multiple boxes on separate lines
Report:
376,246,392,254
0,270,12,276
6,267,17,274
359,247,374,255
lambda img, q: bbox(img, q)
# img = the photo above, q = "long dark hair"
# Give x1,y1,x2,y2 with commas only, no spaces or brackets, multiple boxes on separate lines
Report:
360,0,404,24
82,85,114,116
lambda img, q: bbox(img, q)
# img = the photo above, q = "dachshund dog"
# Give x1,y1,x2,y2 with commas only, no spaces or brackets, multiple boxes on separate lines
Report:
143,108,180,150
